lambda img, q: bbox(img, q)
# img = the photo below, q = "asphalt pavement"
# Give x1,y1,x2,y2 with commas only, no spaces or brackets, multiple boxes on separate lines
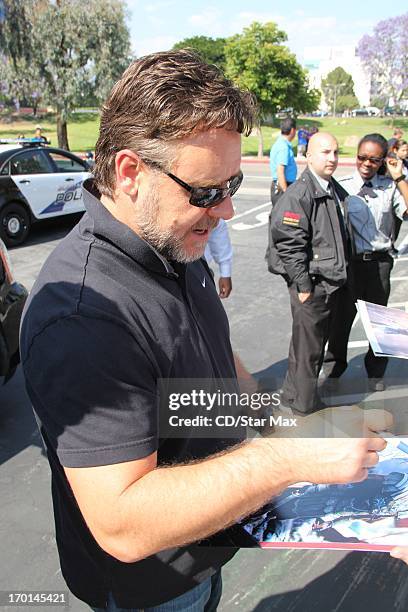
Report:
1,160,408,611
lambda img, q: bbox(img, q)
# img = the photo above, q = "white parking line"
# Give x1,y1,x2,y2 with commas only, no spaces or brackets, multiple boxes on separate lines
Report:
391,276,408,281
237,187,270,196
228,201,270,222
348,340,369,348
396,231,408,252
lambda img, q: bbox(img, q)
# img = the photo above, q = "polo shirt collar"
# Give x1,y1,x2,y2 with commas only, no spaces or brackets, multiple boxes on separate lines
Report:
82,178,178,278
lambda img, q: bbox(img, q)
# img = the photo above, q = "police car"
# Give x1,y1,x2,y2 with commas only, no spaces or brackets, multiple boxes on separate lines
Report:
0,139,92,246
0,237,28,381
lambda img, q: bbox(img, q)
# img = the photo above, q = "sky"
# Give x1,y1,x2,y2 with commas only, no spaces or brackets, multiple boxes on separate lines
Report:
126,1,405,63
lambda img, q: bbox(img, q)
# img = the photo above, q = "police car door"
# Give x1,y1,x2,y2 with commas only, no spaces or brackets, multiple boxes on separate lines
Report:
8,148,63,219
41,150,90,216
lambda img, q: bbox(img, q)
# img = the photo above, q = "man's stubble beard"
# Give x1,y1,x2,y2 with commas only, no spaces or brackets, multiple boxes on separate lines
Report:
135,182,217,263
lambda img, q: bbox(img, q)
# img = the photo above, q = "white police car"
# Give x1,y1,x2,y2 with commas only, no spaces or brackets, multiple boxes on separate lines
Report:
0,139,92,246
0,237,28,381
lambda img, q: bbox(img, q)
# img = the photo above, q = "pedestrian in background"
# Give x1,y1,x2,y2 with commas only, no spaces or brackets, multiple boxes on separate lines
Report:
296,125,309,157
389,139,408,177
324,133,408,392
269,117,297,205
388,127,404,150
32,125,48,143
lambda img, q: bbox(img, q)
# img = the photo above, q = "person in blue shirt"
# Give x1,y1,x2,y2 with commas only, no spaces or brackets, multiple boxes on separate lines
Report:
269,117,297,205
297,126,309,157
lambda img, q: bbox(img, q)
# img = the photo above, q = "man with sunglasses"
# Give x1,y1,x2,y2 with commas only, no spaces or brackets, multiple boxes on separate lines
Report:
20,53,396,611
324,133,408,392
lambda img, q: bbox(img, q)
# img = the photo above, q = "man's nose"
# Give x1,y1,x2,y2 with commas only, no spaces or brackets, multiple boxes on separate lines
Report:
207,195,235,220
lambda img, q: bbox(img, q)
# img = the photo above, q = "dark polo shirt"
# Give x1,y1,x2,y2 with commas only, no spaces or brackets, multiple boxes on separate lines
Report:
20,179,243,608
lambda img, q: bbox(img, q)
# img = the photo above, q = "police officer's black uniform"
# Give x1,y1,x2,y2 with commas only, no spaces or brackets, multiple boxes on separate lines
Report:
270,167,352,413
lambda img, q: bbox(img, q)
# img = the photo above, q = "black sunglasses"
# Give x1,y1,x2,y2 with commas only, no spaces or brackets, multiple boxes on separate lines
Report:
357,154,385,164
164,170,243,208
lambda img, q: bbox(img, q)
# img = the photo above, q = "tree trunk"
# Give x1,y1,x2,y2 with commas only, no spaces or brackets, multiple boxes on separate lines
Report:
56,111,69,150
257,125,264,158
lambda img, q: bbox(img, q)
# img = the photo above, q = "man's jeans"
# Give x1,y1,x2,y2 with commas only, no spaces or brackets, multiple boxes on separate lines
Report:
91,570,222,612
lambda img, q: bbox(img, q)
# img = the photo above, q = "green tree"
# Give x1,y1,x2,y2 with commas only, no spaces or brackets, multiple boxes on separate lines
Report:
335,94,359,114
224,22,319,156
2,55,47,115
0,0,131,149
371,95,387,111
173,36,227,72
321,67,357,115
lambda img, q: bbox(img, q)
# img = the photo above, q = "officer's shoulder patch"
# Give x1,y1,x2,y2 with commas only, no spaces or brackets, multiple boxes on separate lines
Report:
282,211,301,226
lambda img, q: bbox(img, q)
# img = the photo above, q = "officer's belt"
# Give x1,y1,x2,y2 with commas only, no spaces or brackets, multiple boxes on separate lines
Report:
353,251,391,262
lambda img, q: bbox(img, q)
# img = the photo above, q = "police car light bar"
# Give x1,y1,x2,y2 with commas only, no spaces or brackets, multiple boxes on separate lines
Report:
0,138,49,146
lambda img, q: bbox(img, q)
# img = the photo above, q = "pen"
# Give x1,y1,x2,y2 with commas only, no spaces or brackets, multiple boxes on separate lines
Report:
378,432,408,455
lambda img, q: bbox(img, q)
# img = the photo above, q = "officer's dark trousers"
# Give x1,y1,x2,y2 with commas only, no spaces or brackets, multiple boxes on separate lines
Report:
324,255,393,379
282,283,341,413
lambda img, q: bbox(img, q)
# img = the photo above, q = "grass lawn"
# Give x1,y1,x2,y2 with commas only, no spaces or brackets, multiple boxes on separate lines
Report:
1,112,407,157
0,112,100,152
242,116,408,157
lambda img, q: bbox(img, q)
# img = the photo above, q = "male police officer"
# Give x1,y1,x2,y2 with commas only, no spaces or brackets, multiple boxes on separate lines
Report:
271,132,352,414
21,55,389,611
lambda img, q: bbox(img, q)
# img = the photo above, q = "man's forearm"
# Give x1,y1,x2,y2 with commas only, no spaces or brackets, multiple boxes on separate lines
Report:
277,165,287,191
101,439,294,562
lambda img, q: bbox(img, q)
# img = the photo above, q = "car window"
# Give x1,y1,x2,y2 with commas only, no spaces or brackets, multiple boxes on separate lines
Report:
0,161,10,175
47,151,87,173
10,150,52,175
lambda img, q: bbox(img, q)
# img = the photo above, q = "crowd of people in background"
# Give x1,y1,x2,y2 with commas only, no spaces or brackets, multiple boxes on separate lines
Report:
268,118,408,411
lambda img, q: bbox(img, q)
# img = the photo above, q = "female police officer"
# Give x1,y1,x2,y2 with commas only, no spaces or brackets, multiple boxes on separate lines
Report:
324,133,408,392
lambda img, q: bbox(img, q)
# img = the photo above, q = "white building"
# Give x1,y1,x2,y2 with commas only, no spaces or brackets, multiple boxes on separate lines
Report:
302,45,371,110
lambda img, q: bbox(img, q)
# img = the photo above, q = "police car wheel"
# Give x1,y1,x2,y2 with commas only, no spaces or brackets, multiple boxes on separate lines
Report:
0,202,31,247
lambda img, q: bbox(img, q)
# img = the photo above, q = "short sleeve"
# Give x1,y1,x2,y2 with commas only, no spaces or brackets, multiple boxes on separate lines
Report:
276,142,289,166
23,315,158,467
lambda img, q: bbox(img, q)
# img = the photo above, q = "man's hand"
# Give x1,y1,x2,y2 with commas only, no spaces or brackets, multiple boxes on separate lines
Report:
279,436,385,485
298,291,312,303
219,277,232,299
263,405,392,485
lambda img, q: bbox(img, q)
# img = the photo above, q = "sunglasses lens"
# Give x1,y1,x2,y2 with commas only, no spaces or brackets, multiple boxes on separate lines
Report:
358,155,383,163
189,172,243,208
190,188,223,207
230,172,243,195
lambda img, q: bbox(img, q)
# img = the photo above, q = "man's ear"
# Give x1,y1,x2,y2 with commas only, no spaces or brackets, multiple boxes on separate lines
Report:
115,150,144,197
